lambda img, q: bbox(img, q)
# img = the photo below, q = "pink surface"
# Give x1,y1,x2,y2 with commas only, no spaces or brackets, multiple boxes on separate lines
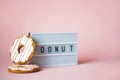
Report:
1,61,120,80
0,0,120,80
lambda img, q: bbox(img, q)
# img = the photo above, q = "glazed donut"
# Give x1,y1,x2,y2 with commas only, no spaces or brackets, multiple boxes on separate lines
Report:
9,35,36,64
8,64,40,73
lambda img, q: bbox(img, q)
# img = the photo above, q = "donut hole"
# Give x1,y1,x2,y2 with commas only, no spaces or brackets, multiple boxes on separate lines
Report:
18,44,25,53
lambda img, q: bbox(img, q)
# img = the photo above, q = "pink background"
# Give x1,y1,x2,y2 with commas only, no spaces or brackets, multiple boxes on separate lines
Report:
0,0,120,80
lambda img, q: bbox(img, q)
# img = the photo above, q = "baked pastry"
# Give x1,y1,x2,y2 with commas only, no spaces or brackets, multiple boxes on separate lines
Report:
9,35,36,64
8,35,40,73
8,64,40,73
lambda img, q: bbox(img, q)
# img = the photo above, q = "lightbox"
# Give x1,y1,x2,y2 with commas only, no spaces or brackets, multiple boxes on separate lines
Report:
30,32,78,66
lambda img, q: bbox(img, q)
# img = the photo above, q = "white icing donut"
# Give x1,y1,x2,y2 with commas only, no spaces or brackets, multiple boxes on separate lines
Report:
8,64,40,71
8,64,40,73
9,35,36,64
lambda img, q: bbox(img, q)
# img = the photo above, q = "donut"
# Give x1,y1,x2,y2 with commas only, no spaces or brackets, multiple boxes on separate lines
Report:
9,35,36,64
8,64,40,73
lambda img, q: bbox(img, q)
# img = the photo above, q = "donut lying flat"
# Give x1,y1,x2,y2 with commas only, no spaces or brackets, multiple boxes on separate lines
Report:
9,35,36,64
8,64,40,73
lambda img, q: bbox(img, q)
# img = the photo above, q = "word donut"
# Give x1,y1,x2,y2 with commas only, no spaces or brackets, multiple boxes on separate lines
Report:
9,35,36,64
